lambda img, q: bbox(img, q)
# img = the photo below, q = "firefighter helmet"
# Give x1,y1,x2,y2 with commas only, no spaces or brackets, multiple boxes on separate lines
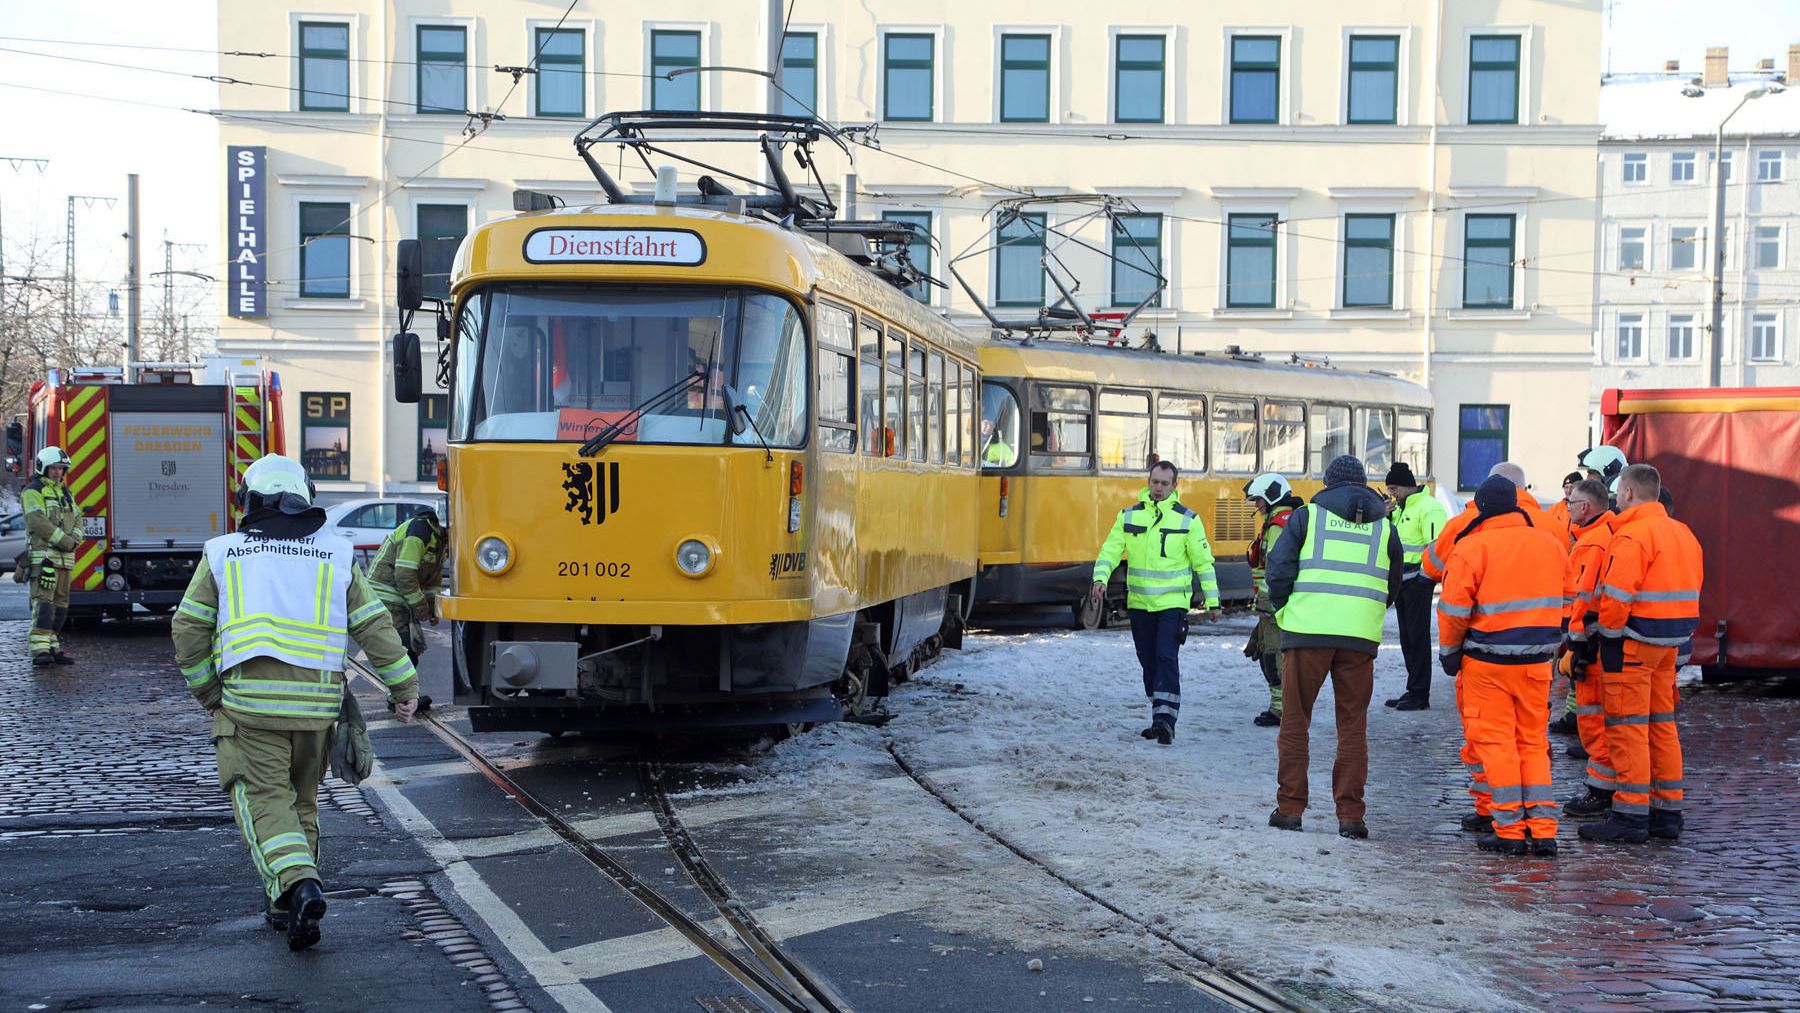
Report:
237,454,317,515
1243,472,1292,506
35,446,72,477
1577,446,1628,481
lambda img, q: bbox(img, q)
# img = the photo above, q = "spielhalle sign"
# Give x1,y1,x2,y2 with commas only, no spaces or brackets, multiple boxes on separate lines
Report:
227,146,266,318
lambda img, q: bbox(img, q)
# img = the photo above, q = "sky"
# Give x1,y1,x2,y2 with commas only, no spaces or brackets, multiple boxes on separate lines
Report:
1,0,1798,323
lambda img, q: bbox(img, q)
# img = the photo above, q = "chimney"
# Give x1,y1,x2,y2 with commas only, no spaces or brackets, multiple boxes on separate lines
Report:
1665,59,1681,75
1705,46,1729,88
1789,43,1800,84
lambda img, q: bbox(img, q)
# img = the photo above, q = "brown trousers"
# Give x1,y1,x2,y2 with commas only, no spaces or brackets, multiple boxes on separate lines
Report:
1275,647,1375,821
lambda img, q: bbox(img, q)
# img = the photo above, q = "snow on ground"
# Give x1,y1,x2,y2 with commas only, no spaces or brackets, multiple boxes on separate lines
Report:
689,613,1554,1012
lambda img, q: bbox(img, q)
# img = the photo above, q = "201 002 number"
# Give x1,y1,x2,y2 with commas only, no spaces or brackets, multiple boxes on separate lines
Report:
557,561,632,578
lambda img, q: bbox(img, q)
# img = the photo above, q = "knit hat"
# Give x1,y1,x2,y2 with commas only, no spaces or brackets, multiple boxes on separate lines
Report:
1325,454,1367,487
1562,471,1584,486
1474,474,1520,517
1384,462,1416,487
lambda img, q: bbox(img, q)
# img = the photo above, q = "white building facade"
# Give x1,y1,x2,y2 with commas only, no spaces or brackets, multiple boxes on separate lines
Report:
217,0,1601,497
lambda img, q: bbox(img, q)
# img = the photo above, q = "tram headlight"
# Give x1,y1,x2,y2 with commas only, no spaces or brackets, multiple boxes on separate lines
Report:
474,535,513,576
675,538,713,577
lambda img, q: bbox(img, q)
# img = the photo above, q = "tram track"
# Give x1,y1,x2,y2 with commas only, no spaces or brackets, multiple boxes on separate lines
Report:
347,660,853,1013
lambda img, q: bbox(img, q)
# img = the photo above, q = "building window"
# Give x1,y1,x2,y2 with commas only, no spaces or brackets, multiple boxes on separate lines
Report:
883,33,934,121
1467,35,1520,124
1110,213,1162,308
1751,313,1781,361
1622,152,1647,183
298,202,351,299
1670,226,1699,271
534,28,585,117
650,30,701,111
1755,224,1782,269
1097,389,1151,472
1718,150,1734,183
417,26,467,114
1616,313,1644,360
1230,36,1281,124
779,32,818,116
1226,213,1277,308
1671,152,1696,182
1000,34,1051,123
416,204,467,300
1667,314,1696,361
1461,214,1515,308
882,211,932,303
1619,226,1646,271
995,211,1046,307
1342,213,1395,308
1347,35,1399,124
1457,405,1508,491
298,22,350,111
418,394,447,481
1758,149,1783,182
1114,35,1165,123
302,392,352,481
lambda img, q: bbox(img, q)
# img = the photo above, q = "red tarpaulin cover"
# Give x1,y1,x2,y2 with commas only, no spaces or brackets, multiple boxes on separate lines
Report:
1611,410,1800,668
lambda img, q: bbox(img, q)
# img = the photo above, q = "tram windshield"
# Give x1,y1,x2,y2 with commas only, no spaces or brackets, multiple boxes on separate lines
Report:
454,284,807,446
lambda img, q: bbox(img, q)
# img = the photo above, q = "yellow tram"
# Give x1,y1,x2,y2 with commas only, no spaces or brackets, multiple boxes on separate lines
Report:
974,341,1433,625
409,204,983,731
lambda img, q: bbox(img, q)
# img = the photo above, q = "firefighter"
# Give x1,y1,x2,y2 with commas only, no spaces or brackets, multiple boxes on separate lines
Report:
1559,479,1619,817
1437,475,1566,856
1243,472,1301,727
1091,461,1221,745
1578,446,1628,487
23,446,80,666
368,509,446,664
1581,464,1702,845
1382,462,1447,711
171,455,418,951
1267,455,1403,839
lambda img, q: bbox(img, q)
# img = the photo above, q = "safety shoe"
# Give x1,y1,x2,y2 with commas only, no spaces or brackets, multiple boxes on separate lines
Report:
1578,813,1650,844
1477,834,1529,855
264,896,290,933
1460,812,1494,833
1151,724,1173,746
1268,808,1302,832
1563,787,1613,819
283,879,328,951
1139,725,1158,740
1548,713,1578,736
31,653,54,667
1338,820,1369,839
1649,810,1684,840
1394,696,1430,711
1252,710,1281,727
1383,695,1404,708
1530,837,1560,858
1566,742,1588,759
51,650,73,665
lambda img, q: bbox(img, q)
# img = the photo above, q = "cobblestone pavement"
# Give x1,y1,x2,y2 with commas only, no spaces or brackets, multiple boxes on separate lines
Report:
1364,664,1800,1012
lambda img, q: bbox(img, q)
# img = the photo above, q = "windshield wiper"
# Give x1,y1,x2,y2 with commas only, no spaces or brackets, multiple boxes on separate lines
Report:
724,386,774,464
577,370,707,457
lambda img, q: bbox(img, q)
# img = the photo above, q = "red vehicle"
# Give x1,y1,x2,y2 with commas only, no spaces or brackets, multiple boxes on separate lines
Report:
1601,386,1800,678
7,359,284,619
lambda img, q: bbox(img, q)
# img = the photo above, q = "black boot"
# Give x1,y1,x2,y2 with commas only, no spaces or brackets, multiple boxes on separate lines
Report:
1477,834,1529,855
1563,787,1613,819
1139,725,1158,739
1566,742,1588,759
264,894,290,932
1530,836,1560,857
1394,695,1430,711
1152,723,1173,746
1252,710,1281,727
1338,820,1368,839
1460,812,1493,833
283,879,328,951
32,652,54,667
1268,808,1302,831
1649,810,1684,840
1383,695,1405,708
1578,812,1650,844
1548,713,1578,736
51,650,73,665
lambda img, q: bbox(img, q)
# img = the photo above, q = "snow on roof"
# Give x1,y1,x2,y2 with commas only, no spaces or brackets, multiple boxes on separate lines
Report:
1602,72,1800,141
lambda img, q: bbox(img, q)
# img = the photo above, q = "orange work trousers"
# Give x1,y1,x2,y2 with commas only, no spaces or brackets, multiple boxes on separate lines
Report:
1598,642,1683,817
1574,662,1617,791
1454,676,1493,816
1460,658,1558,841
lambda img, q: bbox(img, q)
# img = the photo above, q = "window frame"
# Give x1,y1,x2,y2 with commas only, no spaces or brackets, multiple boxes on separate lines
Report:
1112,32,1167,124
531,26,586,118
298,200,353,300
1345,33,1400,125
1307,403,1352,477
907,343,928,463
997,32,1053,124
648,28,703,112
1466,33,1522,125
994,210,1048,308
300,391,353,482
1618,224,1648,272
415,23,469,115
881,30,938,123
1671,151,1697,183
1353,405,1397,474
1209,396,1260,476
1750,312,1782,362
881,210,934,304
1754,223,1783,270
1461,212,1516,310
417,393,448,482
1670,224,1701,272
1028,382,1095,472
297,20,351,112
858,316,884,457
1096,387,1152,473
1153,392,1207,475
1228,33,1283,125
1260,398,1307,475
1757,149,1784,183
1456,404,1509,493
814,301,857,453
779,31,819,117
1341,212,1396,308
1621,152,1648,184
1616,312,1646,362
1226,212,1279,309
415,202,469,301
1110,213,1163,308
1666,313,1698,362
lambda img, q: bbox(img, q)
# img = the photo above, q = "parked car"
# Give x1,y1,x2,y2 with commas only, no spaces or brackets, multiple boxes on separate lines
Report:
0,512,24,571
320,497,444,562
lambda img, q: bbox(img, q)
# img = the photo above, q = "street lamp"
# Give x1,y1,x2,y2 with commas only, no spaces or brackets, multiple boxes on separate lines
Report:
1706,84,1774,387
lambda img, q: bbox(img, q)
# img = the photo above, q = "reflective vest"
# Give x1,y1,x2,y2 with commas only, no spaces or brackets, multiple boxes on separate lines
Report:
1596,502,1703,654
1562,511,1617,642
1393,490,1448,578
1275,504,1393,642
22,478,81,568
1093,489,1220,611
204,532,354,685
1436,512,1565,665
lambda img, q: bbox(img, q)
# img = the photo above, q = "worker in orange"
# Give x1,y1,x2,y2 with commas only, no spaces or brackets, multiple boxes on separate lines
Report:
1559,478,1620,818
1436,475,1566,856
1580,464,1703,844
1420,461,1556,584
1545,471,1582,548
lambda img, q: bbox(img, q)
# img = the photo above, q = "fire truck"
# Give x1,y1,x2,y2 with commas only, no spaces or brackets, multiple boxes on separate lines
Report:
6,358,285,619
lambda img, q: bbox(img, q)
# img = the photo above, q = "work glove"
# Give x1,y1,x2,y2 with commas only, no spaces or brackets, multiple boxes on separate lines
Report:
1557,651,1576,680
1599,636,1626,674
1439,650,1462,678
36,562,57,590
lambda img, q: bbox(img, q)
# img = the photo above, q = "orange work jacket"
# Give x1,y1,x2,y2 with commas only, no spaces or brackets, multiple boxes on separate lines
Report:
1423,487,1559,582
1563,511,1618,641
1595,502,1704,656
1437,512,1568,666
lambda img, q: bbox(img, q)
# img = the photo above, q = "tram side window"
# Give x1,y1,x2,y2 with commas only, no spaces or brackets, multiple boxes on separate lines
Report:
1211,397,1258,474
1308,404,1351,476
816,303,856,453
884,331,907,458
1262,400,1306,475
960,364,977,467
733,295,808,448
1030,384,1093,470
1097,389,1151,472
860,319,883,456
945,359,962,466
908,345,927,462
980,381,1021,468
928,352,946,464
1397,409,1430,478
1153,393,1206,474
1354,406,1395,473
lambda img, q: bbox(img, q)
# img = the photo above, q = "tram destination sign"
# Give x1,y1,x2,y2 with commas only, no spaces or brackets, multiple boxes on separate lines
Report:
523,227,706,266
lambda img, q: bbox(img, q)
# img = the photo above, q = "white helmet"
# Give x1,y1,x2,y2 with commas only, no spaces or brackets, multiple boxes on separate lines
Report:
1578,446,1628,481
1243,472,1292,506
238,454,316,514
35,446,72,477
